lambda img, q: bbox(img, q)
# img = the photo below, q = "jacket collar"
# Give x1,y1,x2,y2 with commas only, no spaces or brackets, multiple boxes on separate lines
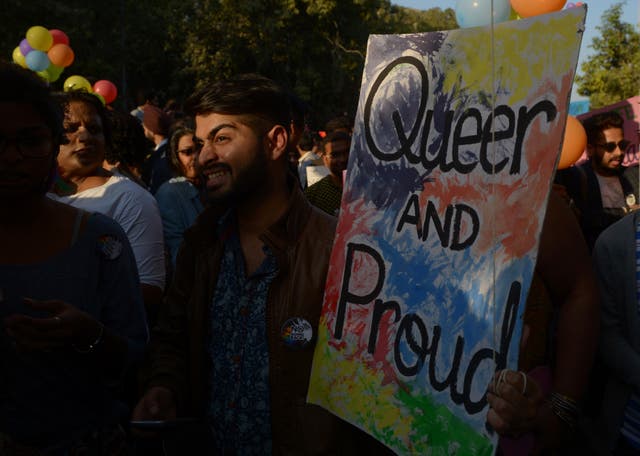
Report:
192,181,312,255
260,183,312,254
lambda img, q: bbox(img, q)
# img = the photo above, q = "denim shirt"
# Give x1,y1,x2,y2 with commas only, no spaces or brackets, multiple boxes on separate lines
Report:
155,177,204,268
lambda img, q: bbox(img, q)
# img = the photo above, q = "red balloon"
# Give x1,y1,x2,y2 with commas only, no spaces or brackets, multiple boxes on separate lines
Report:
49,29,70,46
92,80,118,105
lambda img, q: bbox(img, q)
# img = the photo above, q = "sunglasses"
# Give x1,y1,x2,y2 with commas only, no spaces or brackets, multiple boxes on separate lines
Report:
595,140,631,152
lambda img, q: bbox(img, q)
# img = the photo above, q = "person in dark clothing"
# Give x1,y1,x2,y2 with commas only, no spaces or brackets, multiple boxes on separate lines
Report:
132,75,393,454
556,111,636,250
140,104,174,194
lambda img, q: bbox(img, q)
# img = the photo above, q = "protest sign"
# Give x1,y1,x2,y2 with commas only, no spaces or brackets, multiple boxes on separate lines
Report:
308,7,586,455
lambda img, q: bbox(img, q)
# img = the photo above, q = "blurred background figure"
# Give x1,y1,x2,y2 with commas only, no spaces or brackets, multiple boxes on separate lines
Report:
130,89,159,124
163,98,185,125
590,210,640,453
103,109,151,187
48,91,166,324
324,114,354,135
155,121,205,271
297,130,325,189
0,61,147,454
304,130,351,216
141,104,173,194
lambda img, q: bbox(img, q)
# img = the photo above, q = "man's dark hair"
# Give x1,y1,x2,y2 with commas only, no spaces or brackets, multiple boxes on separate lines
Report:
324,115,353,134
184,74,291,137
582,111,624,146
0,60,63,145
105,109,150,168
321,130,351,153
298,131,315,151
53,90,112,148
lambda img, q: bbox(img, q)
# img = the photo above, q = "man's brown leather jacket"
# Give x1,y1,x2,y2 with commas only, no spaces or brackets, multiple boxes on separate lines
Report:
146,185,391,454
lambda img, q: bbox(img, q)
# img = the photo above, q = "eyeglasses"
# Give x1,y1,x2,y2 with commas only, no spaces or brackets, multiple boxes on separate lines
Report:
178,147,197,156
595,140,631,152
0,131,53,158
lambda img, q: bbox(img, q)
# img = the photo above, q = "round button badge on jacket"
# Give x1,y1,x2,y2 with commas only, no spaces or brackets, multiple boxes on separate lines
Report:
280,317,313,349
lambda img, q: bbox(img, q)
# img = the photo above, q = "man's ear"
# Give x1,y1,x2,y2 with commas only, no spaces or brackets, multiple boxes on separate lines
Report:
264,125,289,161
586,144,595,159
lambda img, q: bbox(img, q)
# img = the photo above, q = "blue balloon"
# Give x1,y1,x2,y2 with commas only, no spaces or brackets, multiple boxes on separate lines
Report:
455,0,512,28
25,50,50,72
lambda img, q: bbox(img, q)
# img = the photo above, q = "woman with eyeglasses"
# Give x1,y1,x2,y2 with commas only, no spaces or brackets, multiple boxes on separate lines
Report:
154,122,205,270
0,62,147,454
47,91,166,324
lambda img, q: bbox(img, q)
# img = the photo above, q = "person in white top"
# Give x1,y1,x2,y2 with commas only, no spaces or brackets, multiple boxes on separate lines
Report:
48,91,165,323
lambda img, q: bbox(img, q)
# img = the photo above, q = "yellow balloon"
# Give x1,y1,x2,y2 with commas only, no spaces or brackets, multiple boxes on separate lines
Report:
26,26,53,52
12,46,27,68
63,75,93,93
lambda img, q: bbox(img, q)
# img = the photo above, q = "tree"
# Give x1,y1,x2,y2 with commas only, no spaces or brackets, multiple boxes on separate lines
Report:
179,0,458,127
575,2,640,108
1,0,459,123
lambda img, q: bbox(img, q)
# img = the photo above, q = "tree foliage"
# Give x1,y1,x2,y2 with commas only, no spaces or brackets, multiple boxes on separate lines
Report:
575,2,640,108
1,0,456,125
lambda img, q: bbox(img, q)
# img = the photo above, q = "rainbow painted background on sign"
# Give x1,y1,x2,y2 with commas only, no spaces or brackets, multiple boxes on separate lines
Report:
308,7,586,455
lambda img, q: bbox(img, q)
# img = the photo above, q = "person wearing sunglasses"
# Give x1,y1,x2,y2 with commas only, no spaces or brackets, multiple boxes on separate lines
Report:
556,111,636,251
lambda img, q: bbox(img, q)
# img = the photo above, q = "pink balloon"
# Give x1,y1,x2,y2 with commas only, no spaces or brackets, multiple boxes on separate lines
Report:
49,29,70,46
92,80,118,105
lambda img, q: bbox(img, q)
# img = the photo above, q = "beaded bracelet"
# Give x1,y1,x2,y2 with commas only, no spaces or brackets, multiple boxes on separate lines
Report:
72,323,105,354
549,391,580,429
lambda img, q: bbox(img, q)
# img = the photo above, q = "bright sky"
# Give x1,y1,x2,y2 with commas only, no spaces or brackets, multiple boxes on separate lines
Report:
391,1,639,102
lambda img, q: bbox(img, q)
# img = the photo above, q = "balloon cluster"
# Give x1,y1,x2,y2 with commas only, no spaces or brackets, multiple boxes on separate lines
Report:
62,75,118,105
12,26,74,83
455,0,581,28
453,2,588,168
9,25,119,105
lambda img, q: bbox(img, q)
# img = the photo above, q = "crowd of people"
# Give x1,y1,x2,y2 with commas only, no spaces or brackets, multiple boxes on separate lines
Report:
0,57,638,455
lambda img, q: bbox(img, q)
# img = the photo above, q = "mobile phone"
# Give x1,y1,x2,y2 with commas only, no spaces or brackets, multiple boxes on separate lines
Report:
129,418,197,429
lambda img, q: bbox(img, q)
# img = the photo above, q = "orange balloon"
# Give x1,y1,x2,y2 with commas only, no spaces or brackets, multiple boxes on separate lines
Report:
558,115,586,169
48,43,74,67
510,0,566,18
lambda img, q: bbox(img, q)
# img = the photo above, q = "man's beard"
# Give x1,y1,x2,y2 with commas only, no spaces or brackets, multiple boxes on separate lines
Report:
201,149,269,206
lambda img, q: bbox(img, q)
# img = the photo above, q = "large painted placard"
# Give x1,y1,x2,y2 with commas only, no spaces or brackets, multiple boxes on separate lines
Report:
308,7,586,455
